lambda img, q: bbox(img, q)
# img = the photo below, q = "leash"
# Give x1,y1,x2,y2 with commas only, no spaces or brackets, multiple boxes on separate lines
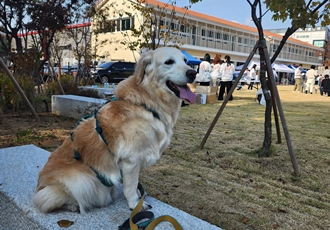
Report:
118,183,183,230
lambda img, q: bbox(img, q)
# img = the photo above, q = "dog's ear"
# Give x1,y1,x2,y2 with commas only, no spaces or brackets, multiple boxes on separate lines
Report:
134,52,152,84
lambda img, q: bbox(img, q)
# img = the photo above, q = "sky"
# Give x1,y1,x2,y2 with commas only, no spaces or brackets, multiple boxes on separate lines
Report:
161,0,293,29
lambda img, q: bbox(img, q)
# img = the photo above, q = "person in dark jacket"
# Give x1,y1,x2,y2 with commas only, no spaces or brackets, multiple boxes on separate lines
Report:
320,74,330,96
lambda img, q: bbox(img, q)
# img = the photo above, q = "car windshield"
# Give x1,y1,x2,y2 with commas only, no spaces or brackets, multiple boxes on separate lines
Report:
98,62,114,69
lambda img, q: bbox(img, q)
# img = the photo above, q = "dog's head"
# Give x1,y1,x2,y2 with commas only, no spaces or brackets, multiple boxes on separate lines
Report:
134,47,197,103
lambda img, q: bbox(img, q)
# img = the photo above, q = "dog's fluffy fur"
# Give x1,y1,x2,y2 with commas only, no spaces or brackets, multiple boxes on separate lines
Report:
32,47,196,214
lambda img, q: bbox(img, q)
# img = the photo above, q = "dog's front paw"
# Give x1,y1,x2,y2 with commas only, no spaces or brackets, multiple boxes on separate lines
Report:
129,200,152,211
141,201,152,211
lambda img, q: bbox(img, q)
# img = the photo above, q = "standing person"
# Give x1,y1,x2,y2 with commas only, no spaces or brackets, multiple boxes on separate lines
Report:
248,64,257,90
218,55,235,101
293,64,303,92
272,68,278,83
305,65,318,94
238,67,249,90
243,67,250,80
210,54,222,87
195,53,212,85
319,66,330,86
322,66,330,77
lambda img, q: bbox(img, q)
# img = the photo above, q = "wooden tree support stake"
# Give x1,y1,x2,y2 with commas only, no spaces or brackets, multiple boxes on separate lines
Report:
0,58,41,123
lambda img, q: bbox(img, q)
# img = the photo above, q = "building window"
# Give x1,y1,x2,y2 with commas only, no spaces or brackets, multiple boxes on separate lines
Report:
98,20,117,33
121,18,131,31
313,40,325,47
201,29,206,37
180,25,187,33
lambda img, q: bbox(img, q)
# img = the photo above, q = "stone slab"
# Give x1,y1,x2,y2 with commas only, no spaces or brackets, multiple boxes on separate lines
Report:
79,86,115,99
51,95,107,119
0,145,222,230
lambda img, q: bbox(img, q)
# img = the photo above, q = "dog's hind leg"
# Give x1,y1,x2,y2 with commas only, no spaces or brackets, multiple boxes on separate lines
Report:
33,186,77,213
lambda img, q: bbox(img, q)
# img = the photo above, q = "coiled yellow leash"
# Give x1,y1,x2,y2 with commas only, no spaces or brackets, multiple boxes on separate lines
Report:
119,183,183,230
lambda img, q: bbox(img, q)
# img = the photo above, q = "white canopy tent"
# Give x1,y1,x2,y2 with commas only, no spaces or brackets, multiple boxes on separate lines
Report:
236,61,294,73
235,61,260,71
272,63,295,73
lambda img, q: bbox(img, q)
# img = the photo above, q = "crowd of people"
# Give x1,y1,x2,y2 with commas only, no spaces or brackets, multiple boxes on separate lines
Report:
293,63,330,96
195,53,260,101
195,54,330,100
195,53,235,100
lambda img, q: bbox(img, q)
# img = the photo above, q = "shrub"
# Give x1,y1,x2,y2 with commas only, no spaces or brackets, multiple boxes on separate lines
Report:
0,73,35,112
46,75,100,98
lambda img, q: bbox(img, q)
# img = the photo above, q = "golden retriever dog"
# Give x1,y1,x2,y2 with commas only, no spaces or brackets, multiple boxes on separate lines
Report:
32,47,197,214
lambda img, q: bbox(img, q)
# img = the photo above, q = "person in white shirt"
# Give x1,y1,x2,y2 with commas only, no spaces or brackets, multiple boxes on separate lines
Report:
321,66,330,77
237,67,249,90
210,54,222,87
305,65,318,94
248,64,257,90
293,64,303,92
242,68,250,80
218,55,235,100
319,66,330,86
195,53,212,85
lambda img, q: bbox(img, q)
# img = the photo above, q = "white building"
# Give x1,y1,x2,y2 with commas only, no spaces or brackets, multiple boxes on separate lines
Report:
93,0,324,69
268,26,329,48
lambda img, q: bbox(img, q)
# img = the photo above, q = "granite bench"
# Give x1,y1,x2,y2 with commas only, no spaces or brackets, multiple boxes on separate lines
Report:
0,145,222,230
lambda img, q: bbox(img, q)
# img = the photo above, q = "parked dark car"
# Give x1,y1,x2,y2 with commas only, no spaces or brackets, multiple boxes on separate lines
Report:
91,61,135,83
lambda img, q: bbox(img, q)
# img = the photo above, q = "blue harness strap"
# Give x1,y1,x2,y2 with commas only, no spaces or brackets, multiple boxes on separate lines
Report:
94,109,109,146
90,166,115,187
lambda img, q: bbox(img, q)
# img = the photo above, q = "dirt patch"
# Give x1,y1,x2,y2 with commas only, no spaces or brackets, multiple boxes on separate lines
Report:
1,85,330,229
0,113,75,151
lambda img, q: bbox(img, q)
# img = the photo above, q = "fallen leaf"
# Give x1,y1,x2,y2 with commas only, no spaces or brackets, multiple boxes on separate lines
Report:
250,208,256,213
241,216,248,223
199,205,204,210
325,159,330,163
57,220,74,228
278,178,286,184
237,174,243,178
278,207,287,213
273,223,279,229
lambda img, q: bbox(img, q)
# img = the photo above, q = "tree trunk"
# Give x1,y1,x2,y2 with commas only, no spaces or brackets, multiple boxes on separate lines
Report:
258,45,272,157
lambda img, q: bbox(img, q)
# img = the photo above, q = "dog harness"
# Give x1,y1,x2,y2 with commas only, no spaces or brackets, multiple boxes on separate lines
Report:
70,98,182,229
71,97,160,187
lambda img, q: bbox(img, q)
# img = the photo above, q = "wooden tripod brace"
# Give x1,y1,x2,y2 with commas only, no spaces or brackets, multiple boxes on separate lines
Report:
199,39,300,176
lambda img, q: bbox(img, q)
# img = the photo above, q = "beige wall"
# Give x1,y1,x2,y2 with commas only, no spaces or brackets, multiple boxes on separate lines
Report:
92,0,142,63
92,0,323,67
